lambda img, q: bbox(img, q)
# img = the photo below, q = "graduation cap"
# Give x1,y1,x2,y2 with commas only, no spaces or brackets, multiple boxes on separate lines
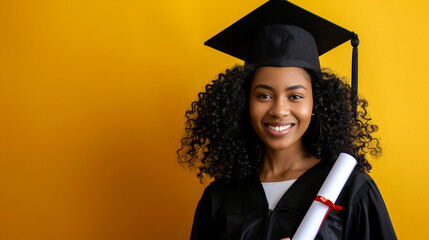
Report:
205,0,359,109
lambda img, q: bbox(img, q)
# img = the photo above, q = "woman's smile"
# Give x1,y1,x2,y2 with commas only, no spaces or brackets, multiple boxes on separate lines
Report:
264,122,294,136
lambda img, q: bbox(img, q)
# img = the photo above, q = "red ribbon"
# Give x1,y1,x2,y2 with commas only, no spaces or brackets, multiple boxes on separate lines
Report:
315,195,343,226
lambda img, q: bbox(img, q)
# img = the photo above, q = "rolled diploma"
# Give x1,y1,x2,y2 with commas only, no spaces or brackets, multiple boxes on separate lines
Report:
292,153,357,240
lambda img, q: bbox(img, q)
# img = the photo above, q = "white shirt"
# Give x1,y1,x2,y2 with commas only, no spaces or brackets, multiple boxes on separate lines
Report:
261,179,297,210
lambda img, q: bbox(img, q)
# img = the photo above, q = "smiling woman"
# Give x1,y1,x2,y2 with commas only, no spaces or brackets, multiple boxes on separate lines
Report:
178,64,395,239
177,0,396,239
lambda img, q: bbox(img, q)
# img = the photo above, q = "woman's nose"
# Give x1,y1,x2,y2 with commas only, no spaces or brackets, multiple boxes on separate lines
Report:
269,98,290,117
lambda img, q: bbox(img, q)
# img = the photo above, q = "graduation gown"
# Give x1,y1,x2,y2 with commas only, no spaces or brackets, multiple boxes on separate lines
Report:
190,161,396,240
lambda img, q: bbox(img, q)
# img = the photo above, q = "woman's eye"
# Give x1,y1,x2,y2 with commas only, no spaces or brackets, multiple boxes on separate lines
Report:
289,95,303,100
258,93,272,99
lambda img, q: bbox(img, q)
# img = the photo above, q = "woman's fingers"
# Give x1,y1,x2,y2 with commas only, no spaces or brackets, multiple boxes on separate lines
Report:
280,238,291,240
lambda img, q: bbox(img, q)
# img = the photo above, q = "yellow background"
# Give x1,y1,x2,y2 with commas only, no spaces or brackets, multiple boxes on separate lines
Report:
0,0,427,239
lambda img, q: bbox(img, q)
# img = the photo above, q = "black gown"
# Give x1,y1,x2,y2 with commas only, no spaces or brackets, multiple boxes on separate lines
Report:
190,161,397,240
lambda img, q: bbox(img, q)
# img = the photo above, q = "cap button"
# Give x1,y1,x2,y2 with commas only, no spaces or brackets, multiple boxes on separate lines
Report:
351,33,359,47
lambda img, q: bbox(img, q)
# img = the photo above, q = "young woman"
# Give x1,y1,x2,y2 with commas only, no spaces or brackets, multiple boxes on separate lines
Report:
178,1,396,239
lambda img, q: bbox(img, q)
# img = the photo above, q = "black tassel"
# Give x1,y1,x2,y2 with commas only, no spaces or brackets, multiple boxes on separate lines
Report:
351,33,359,113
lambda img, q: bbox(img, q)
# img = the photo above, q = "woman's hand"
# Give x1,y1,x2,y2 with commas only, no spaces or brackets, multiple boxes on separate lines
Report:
280,238,290,240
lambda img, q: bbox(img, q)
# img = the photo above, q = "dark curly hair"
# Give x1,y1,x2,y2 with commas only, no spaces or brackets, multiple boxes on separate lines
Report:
177,65,381,183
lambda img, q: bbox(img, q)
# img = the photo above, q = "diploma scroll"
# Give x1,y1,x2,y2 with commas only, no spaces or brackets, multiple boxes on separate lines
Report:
292,153,357,240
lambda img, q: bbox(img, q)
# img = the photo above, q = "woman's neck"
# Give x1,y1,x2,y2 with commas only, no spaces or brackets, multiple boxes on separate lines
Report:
258,144,320,182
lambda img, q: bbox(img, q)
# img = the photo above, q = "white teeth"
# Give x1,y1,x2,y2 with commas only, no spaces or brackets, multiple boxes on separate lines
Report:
267,124,292,131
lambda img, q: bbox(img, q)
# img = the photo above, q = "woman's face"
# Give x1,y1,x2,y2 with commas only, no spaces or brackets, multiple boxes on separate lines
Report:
249,66,313,151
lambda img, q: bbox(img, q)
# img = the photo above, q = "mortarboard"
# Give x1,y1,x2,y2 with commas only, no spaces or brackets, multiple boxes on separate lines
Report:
205,0,359,108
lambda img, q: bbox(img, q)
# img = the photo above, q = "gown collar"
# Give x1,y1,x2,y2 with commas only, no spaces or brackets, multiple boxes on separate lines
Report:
252,161,332,211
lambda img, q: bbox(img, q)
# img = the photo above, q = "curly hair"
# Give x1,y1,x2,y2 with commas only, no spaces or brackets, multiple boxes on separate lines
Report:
177,65,381,183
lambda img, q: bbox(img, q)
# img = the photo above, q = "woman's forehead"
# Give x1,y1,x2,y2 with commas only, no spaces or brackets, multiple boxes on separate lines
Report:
252,66,312,87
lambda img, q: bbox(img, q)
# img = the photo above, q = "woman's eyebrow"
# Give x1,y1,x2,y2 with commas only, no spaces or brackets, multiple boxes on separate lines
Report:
286,85,307,91
254,84,307,91
254,84,273,90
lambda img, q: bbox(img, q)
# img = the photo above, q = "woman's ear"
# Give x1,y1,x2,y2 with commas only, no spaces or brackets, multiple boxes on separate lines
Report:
312,104,318,114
